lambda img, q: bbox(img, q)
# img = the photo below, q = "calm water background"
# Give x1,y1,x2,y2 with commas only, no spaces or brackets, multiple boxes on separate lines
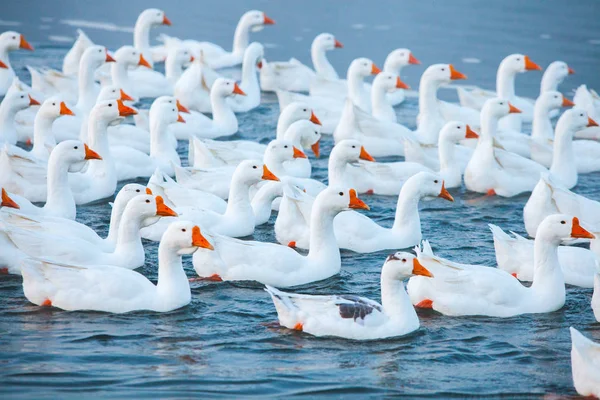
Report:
1,0,600,398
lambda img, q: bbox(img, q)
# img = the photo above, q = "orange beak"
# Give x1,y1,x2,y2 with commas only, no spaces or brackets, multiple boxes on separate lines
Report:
145,188,153,195
84,144,102,160
233,82,246,96
588,117,599,127
293,146,307,159
192,226,214,250
105,50,116,63
524,55,542,71
568,66,575,75
263,14,275,25
59,101,75,116
19,35,33,51
28,95,40,106
155,196,178,217
117,99,138,116
438,182,454,202
163,15,172,26
562,96,575,107
412,258,433,277
465,125,479,139
408,53,421,65
257,60,263,69
359,146,375,162
508,103,522,114
1,188,20,209
262,165,279,181
334,39,343,48
449,64,467,80
189,55,195,63
138,54,152,69
571,217,595,239
395,77,410,90
120,89,134,102
0,60,7,69
349,188,369,210
176,100,190,113
311,140,320,158
177,114,186,123
371,63,381,75
309,111,322,126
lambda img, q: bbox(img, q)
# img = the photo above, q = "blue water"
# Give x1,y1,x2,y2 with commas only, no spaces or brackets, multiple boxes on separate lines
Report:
1,0,600,398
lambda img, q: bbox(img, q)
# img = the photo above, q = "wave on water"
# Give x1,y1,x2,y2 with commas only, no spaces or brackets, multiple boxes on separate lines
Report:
60,19,134,34
0,19,22,27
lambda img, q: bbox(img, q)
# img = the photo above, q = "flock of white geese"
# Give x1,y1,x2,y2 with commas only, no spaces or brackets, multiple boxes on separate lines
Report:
0,8,599,396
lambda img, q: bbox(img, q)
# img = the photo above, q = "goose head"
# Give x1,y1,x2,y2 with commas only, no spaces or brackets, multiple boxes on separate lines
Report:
233,160,279,186
545,61,574,83
373,72,409,93
404,171,454,202
50,139,102,173
0,31,33,52
348,57,381,79
439,121,479,142
212,78,246,98
265,139,307,164
481,98,521,121
97,85,134,103
285,120,322,157
558,108,598,133
384,252,433,280
81,45,115,70
162,221,214,256
129,194,178,227
168,47,194,68
313,33,343,51
38,97,75,121
114,183,153,209
279,102,322,127
385,49,420,71
149,98,185,125
240,10,275,30
499,54,542,74
315,187,369,212
90,99,137,127
331,139,375,163
2,90,40,113
536,214,594,245
138,8,171,27
114,46,151,69
537,90,574,113
422,64,467,86
149,95,189,114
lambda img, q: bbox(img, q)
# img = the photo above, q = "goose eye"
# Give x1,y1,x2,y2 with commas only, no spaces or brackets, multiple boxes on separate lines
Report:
172,109,175,112
252,166,257,169
136,189,140,193
516,58,521,61
21,95,24,98
457,126,460,129
402,258,407,262
98,49,102,52
52,103,56,106
74,146,78,150
145,200,150,204
434,180,439,183
441,68,445,71
352,145,356,148
284,145,288,148
226,82,230,85
303,108,307,112
561,220,566,224
580,114,584,117
108,103,112,107
182,228,186,232
12,36,16,40
315,131,318,134
338,191,344,196
499,102,504,105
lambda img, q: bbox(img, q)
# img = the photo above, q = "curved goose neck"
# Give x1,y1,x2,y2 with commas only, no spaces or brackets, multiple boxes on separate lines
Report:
540,70,561,94
232,20,250,55
381,274,418,324
105,196,128,245
43,151,75,218
478,108,498,148
210,90,237,131
283,128,302,148
224,174,253,218
155,242,190,301
133,18,152,54
531,100,554,140
111,61,130,90
240,55,259,95
86,112,112,177
327,153,350,187
347,70,367,106
392,182,422,235
165,57,183,84
529,233,565,304
550,117,576,186
383,59,404,77
438,136,457,174
31,111,56,159
149,114,174,157
307,202,340,264
371,81,394,120
113,206,145,259
496,64,516,99
251,184,279,223
311,43,337,79
418,77,441,117
263,152,287,177
0,47,11,69
0,102,18,142
276,115,293,138
76,59,99,112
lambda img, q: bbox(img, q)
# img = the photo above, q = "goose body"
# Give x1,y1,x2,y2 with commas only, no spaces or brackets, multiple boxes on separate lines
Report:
570,327,600,398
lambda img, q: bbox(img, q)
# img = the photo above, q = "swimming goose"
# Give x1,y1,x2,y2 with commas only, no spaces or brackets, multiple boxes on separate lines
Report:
407,215,594,317
0,90,40,145
275,102,322,138
192,187,369,287
20,221,213,314
0,31,33,96
109,46,153,101
133,8,172,68
569,327,600,398
370,71,410,122
227,42,264,112
382,48,420,106
265,252,433,340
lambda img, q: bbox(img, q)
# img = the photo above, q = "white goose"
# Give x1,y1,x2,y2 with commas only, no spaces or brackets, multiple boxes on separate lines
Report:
133,8,172,67
0,31,33,96
464,98,547,197
490,224,600,288
573,85,600,140
227,42,264,112
20,221,213,314
265,252,433,340
594,275,600,322
275,102,322,138
275,172,454,252
524,173,600,238
406,215,594,317
252,181,284,226
0,90,40,145
260,33,343,92
569,327,600,398
109,46,153,101
62,29,93,76
1,141,101,220
370,71,410,123
191,187,369,286
0,194,177,273
328,139,430,195
281,119,322,178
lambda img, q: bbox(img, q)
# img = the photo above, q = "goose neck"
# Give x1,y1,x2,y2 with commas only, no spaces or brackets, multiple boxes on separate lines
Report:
32,112,56,159
0,48,11,67
224,176,253,219
111,62,130,89
496,66,516,99
165,58,183,83
371,82,393,120
531,101,554,140
550,120,576,187
43,152,75,219
381,276,418,324
149,116,172,156
418,77,441,116
210,91,237,131
530,235,565,303
113,206,145,259
105,196,128,245
392,183,422,234
133,21,151,53
232,20,250,55
307,204,340,264
0,102,18,143
347,71,366,105
327,154,349,187
311,44,337,79
155,243,191,303
77,60,98,112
